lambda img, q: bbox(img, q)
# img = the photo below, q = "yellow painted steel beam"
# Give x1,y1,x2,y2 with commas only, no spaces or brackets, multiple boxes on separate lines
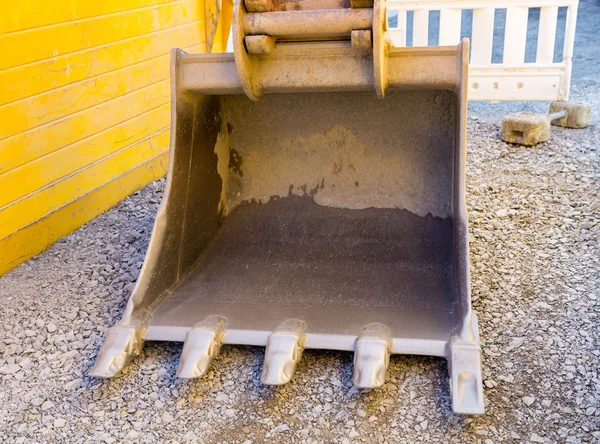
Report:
210,0,234,53
205,0,221,51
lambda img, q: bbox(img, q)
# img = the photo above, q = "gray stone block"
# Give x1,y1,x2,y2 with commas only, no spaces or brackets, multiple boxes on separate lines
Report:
549,101,592,129
501,112,550,146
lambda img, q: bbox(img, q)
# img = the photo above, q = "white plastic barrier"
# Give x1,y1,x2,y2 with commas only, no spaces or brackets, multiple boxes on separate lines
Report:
387,0,579,101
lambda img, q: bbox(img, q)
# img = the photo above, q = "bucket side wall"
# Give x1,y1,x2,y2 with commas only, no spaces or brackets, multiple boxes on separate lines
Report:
123,54,225,322
450,39,476,342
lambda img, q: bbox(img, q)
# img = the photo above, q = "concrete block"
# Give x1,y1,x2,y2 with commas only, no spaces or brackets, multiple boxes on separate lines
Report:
549,101,592,129
501,112,550,146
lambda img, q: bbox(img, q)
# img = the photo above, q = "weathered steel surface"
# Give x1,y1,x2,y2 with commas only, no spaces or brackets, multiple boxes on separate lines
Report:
242,9,373,38
245,34,277,54
246,0,350,12
93,0,484,415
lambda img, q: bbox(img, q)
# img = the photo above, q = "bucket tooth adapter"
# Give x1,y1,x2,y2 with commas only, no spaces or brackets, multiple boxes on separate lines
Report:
261,319,306,385
176,315,226,378
92,0,484,414
353,323,393,389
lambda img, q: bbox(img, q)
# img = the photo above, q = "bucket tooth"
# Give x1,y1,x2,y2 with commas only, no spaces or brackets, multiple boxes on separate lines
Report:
89,325,146,378
448,344,484,414
448,320,485,414
261,320,306,386
353,323,392,389
176,315,226,378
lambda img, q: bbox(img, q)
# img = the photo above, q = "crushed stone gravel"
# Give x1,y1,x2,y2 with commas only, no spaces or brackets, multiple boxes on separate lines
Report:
1,2,599,442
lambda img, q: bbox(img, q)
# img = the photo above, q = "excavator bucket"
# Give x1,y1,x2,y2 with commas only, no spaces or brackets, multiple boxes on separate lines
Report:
91,0,484,414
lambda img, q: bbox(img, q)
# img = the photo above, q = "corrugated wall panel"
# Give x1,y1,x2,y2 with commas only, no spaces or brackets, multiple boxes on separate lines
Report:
0,53,172,140
1,0,179,34
0,106,171,209
0,80,171,173
0,130,170,240
0,0,210,275
0,0,202,70
0,153,169,275
0,22,203,107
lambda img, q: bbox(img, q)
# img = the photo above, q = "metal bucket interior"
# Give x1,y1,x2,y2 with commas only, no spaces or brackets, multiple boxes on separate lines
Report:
90,41,484,413
142,88,458,353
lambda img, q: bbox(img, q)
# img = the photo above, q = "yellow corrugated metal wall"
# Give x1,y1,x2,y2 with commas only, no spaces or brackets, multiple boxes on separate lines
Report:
0,0,213,275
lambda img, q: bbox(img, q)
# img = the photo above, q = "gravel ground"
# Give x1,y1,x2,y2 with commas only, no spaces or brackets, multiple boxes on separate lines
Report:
1,2,599,442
